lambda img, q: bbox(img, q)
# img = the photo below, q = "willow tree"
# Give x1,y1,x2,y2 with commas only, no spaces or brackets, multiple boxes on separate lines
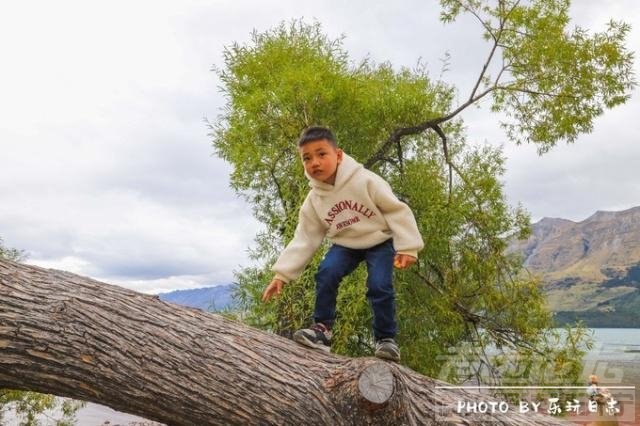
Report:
211,0,634,391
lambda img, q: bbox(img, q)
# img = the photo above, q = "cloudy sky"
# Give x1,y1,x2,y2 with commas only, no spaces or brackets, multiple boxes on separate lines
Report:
1,0,638,293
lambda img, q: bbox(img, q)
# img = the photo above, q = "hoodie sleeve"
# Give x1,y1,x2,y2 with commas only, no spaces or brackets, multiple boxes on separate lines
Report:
271,196,326,283
372,178,424,258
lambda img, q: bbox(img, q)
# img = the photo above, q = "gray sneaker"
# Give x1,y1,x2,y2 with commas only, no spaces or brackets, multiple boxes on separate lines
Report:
293,323,332,353
375,337,400,362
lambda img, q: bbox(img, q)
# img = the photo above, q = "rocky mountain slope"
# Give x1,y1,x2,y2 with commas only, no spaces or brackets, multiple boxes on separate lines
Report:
510,206,640,327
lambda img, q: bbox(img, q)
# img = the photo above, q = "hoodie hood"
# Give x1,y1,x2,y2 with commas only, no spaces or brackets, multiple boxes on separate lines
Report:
305,153,363,196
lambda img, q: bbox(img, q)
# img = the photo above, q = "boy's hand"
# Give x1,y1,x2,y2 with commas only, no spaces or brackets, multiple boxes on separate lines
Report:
262,279,285,302
393,254,417,269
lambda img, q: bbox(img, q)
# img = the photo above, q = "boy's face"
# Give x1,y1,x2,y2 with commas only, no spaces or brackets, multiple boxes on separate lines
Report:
299,139,343,185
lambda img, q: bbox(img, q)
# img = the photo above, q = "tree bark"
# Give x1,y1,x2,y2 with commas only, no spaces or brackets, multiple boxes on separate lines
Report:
0,259,566,425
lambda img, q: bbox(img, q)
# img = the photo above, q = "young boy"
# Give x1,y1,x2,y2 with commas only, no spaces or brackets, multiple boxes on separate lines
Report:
262,126,424,361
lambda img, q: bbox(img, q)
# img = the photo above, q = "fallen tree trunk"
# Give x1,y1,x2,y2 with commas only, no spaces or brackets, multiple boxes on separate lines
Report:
0,259,565,425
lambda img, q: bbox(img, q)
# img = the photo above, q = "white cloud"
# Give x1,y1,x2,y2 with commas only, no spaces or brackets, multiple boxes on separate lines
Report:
1,0,638,292
501,96,640,222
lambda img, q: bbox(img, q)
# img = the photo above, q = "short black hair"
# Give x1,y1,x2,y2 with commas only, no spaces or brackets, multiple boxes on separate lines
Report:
298,126,337,147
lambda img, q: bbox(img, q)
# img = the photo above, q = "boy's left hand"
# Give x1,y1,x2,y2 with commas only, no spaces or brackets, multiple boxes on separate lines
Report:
394,254,417,269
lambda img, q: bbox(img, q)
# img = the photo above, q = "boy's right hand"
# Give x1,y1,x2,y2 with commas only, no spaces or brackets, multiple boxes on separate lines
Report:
262,279,285,302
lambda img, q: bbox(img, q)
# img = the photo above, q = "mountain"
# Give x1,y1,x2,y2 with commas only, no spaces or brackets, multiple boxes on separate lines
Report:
158,284,236,312
509,206,640,327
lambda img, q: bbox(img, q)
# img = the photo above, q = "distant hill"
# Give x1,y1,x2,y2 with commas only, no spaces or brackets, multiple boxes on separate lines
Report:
509,206,640,327
158,284,236,312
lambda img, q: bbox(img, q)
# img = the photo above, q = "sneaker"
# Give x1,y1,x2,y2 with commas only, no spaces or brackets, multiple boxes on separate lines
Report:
293,323,332,353
375,337,400,362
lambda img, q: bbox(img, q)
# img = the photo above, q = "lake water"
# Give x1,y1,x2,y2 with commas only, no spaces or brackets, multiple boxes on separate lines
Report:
2,328,638,425
585,328,639,425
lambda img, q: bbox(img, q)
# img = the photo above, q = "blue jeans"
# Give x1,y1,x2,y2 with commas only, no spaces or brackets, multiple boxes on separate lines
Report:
313,239,396,340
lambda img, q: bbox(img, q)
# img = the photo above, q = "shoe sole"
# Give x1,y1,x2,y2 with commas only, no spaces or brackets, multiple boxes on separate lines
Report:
375,350,400,362
293,331,331,353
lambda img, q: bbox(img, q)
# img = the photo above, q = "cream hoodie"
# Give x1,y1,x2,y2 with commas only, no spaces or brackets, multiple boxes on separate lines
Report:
272,153,424,283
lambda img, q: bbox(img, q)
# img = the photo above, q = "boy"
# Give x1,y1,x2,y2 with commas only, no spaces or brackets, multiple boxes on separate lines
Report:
262,126,423,361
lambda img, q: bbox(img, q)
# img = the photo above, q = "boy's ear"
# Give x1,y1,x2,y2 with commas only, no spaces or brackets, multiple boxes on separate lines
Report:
336,148,344,164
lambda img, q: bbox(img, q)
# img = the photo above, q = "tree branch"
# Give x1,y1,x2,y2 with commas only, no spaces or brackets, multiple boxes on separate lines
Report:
0,259,566,426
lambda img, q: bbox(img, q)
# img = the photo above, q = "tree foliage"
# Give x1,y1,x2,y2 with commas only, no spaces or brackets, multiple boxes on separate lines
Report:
0,238,85,426
0,237,26,263
440,0,635,152
211,0,633,394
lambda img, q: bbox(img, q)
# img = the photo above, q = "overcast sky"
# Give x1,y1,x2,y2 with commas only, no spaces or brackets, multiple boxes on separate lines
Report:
1,0,638,293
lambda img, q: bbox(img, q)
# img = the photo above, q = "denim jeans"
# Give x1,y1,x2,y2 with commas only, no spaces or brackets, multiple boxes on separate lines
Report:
313,239,396,340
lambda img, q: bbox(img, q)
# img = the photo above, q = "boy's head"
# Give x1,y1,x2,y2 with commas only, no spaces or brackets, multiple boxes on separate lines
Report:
297,126,343,185
297,126,337,148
